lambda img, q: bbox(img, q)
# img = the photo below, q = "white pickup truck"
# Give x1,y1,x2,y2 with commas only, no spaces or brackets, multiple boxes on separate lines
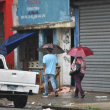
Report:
0,54,39,108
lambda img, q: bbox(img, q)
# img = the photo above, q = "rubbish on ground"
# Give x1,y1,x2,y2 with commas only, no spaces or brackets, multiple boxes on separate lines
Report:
42,103,45,104
43,108,52,110
70,88,75,92
96,99,109,101
70,103,74,106
95,96,107,98
84,105,92,109
37,103,42,106
25,105,32,108
2,103,6,106
7,101,14,106
37,106,42,109
48,103,51,106
84,105,100,110
42,103,47,105
27,102,30,104
51,104,54,106
85,91,87,93
51,86,70,94
31,102,35,104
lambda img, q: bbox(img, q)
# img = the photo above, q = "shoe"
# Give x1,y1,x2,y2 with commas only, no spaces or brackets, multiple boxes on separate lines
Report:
74,95,79,98
55,91,58,97
81,94,85,98
43,93,48,95
43,92,50,95
42,93,48,97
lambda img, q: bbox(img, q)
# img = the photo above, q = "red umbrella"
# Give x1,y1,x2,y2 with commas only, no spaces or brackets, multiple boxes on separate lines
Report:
67,46,93,57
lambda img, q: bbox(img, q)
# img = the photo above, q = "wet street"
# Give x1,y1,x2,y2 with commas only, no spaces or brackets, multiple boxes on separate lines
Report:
0,91,109,110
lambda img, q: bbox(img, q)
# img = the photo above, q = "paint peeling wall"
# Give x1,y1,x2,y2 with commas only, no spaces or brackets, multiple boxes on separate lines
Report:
56,28,71,86
38,30,45,67
56,29,63,86
62,29,71,85
17,0,71,25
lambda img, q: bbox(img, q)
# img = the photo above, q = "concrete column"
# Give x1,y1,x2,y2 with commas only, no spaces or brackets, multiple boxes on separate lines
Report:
56,28,63,86
38,29,47,83
53,28,58,87
38,30,44,67
17,47,21,70
12,4,17,69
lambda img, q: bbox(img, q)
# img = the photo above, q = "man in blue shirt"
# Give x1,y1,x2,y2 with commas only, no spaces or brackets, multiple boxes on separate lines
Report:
43,48,58,97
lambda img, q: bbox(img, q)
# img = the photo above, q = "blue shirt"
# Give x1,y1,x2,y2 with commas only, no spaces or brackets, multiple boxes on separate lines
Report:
43,54,58,75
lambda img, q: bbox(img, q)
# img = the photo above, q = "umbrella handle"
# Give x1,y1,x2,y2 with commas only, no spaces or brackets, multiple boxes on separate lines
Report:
73,59,76,64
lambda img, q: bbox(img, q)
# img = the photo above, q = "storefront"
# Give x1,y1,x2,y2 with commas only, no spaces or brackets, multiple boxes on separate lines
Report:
11,0,75,86
0,0,14,69
73,0,110,92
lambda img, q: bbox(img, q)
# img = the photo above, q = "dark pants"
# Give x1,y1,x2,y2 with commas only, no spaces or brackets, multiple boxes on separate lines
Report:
74,72,84,96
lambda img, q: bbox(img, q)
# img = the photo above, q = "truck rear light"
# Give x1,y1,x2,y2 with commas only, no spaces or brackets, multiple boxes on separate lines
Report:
36,75,40,84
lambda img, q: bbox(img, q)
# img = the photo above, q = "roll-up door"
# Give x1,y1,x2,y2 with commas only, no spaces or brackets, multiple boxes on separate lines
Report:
75,1,110,92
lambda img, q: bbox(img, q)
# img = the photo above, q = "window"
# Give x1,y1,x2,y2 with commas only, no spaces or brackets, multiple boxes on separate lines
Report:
19,32,38,61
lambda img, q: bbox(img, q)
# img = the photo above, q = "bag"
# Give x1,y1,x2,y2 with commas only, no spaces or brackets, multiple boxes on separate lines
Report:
69,63,81,76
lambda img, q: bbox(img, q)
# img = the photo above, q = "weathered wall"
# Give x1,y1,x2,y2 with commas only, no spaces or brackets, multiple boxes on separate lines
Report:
17,0,71,25
12,4,17,69
56,28,63,86
13,0,18,5
56,28,71,86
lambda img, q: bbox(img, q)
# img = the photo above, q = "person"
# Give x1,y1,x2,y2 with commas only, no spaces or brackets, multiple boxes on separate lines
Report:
43,48,58,97
71,57,86,98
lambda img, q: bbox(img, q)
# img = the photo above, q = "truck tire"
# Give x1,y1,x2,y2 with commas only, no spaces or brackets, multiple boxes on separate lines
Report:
14,95,28,108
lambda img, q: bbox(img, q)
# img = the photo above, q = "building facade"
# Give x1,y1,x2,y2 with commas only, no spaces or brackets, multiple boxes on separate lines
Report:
12,0,75,86
0,0,14,69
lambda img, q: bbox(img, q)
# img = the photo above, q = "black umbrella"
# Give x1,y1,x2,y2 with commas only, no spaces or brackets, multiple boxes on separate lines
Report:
37,44,64,54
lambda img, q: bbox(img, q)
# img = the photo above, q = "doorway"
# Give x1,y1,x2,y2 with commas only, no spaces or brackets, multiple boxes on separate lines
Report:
19,31,39,71
71,28,75,86
0,13,4,45
46,29,53,44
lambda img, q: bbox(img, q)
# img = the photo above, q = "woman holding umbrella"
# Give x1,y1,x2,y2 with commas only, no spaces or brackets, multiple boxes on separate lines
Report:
71,57,86,98
67,46,93,99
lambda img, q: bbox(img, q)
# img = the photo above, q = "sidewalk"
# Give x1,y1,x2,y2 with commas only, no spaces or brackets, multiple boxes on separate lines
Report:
0,87,109,110
26,87,110,110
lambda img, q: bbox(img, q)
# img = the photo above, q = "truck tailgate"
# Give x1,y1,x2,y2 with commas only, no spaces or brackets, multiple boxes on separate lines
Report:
0,69,39,85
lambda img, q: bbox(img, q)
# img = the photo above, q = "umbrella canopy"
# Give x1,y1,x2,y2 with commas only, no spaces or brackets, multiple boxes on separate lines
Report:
0,46,7,56
37,44,64,54
0,31,36,56
67,46,93,57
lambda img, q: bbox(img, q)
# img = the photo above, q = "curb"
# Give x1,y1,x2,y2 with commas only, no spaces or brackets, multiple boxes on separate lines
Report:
42,105,85,110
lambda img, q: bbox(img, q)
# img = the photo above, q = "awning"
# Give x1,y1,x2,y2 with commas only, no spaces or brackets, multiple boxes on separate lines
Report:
0,31,36,56
11,20,75,31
